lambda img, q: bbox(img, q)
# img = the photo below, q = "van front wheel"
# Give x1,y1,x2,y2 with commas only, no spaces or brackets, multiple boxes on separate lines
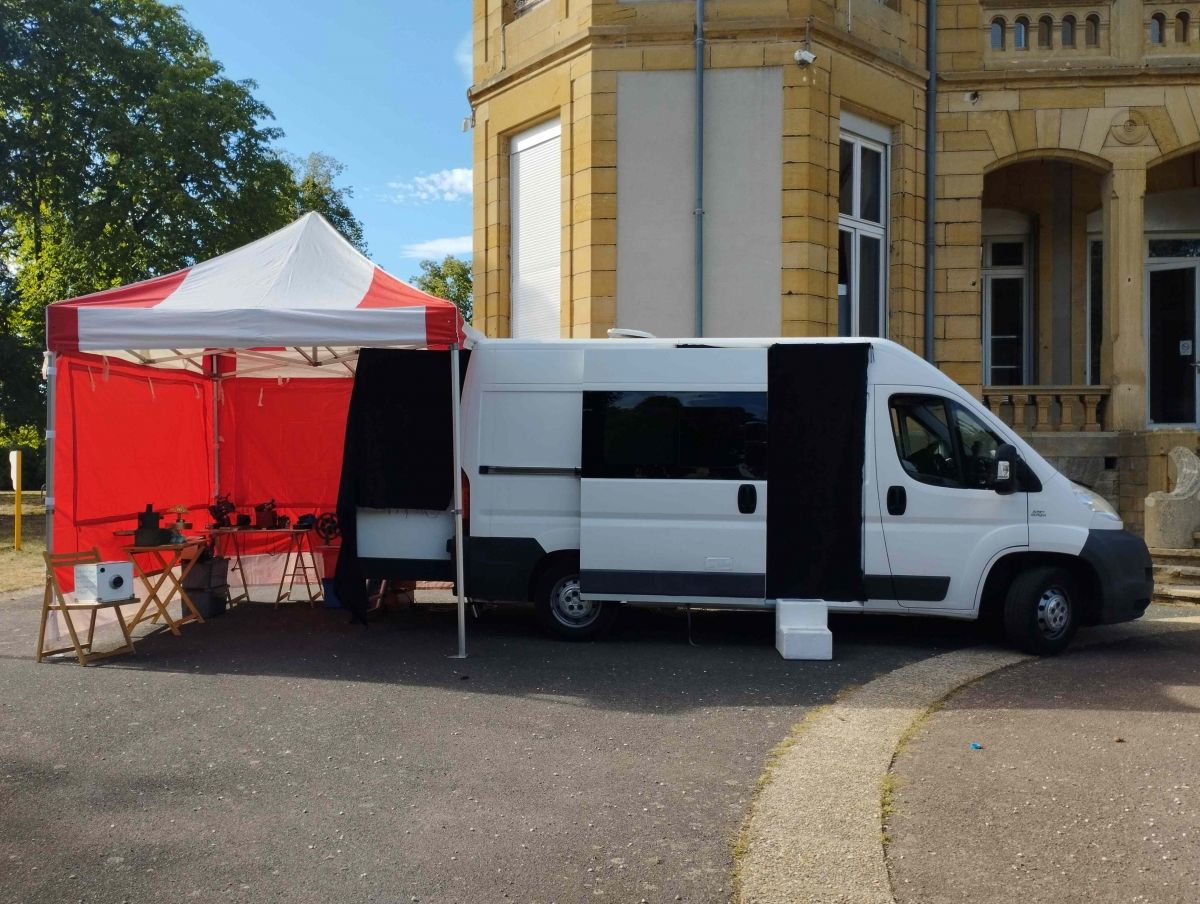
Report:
534,563,617,641
1003,566,1079,655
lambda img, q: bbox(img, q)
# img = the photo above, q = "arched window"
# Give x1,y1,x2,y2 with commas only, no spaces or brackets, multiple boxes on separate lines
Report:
1085,14,1100,46
1150,12,1166,44
1014,16,1030,49
1062,14,1077,47
1176,11,1190,43
1038,16,1053,48
991,18,1007,50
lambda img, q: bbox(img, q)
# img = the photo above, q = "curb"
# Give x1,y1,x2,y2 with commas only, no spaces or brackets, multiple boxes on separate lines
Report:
733,612,1200,904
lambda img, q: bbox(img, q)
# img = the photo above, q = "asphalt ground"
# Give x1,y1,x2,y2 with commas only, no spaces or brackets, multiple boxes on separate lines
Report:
0,591,981,904
888,612,1200,904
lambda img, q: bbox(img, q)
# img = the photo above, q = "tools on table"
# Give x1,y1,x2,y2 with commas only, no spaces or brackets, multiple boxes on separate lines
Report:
134,503,172,547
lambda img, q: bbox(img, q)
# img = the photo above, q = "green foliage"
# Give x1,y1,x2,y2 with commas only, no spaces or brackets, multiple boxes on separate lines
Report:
0,0,297,322
0,0,366,479
412,255,473,323
286,152,367,253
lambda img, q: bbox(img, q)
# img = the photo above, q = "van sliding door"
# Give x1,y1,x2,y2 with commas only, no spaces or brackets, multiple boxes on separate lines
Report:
578,348,768,605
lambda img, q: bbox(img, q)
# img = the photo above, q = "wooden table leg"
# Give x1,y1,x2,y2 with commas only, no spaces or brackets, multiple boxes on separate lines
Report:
227,532,249,604
127,555,184,635
304,533,324,606
274,535,294,606
157,546,205,627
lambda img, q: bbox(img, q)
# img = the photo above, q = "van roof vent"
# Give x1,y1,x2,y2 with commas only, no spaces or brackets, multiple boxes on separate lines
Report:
606,328,656,339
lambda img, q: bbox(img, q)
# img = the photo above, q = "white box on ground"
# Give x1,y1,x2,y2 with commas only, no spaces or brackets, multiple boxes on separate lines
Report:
775,599,833,660
74,561,135,602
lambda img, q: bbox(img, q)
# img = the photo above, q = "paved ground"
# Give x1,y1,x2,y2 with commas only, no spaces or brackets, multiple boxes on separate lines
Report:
0,590,980,904
889,612,1200,904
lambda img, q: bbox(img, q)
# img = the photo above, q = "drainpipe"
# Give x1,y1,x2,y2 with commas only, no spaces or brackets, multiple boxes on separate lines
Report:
923,0,938,362
694,0,706,338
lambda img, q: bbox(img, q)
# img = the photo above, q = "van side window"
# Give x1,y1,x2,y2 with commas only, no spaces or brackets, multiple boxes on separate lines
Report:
951,404,1002,489
889,395,962,487
888,394,1004,490
582,391,768,480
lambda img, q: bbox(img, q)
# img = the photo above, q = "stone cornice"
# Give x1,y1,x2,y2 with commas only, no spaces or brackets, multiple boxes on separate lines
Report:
940,64,1200,87
469,17,930,104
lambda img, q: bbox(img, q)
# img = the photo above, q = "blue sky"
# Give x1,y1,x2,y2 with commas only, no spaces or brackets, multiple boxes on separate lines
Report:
177,0,475,278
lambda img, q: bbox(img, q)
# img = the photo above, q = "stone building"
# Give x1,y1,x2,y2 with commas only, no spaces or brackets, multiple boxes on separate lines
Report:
467,0,1200,532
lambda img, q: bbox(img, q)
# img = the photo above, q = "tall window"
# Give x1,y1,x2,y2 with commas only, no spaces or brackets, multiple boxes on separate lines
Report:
1087,240,1104,385
1177,11,1191,43
1062,15,1076,47
509,120,562,339
1086,14,1100,46
982,237,1031,385
838,115,890,338
1151,12,1166,44
991,18,1006,50
1038,16,1053,48
1014,16,1030,49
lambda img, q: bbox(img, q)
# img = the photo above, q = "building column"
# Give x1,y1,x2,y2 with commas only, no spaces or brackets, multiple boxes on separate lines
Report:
1101,164,1146,431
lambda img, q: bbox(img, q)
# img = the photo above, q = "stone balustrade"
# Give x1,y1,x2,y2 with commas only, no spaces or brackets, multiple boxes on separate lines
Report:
982,385,1111,433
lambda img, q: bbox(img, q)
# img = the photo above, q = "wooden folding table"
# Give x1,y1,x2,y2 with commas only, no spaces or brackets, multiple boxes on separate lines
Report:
124,539,207,634
206,528,323,605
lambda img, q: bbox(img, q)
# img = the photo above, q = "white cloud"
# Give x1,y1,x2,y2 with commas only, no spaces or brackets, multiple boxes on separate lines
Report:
388,167,473,204
401,236,473,260
455,31,473,83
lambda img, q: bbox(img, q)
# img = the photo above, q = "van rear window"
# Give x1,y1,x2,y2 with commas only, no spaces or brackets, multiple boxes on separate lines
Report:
582,391,767,480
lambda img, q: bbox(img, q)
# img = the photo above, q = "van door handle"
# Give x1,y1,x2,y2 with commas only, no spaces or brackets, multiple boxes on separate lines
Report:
738,484,757,514
887,485,907,516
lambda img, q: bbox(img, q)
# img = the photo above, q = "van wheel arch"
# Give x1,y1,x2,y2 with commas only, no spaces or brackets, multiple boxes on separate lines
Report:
527,550,580,603
529,551,618,640
978,552,1101,628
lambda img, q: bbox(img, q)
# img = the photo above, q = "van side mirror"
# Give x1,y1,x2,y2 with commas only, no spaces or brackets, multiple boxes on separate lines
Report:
992,443,1018,495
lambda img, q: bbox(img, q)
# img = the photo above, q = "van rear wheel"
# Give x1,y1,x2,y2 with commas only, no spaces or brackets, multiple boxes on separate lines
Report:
534,561,617,641
1003,566,1079,655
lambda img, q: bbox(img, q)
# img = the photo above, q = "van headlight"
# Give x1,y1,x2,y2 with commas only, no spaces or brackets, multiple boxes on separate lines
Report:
1071,483,1121,522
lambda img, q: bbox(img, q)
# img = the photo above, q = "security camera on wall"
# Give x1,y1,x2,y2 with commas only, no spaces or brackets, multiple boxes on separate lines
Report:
794,48,816,66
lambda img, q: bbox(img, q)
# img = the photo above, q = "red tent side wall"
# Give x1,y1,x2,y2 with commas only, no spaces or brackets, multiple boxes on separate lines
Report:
54,353,214,562
216,376,352,525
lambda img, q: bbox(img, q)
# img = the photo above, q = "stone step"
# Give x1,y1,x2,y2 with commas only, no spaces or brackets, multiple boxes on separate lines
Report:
1153,585,1200,605
1149,547,1200,568
1153,564,1200,585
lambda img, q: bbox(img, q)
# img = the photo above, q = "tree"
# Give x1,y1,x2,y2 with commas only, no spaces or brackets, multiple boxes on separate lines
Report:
412,255,473,323
286,152,367,253
0,0,364,480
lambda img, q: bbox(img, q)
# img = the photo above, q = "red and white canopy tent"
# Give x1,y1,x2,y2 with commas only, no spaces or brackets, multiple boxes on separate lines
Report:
45,213,471,649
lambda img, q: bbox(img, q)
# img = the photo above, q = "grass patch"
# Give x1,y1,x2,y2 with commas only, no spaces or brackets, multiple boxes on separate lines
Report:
880,773,899,848
1,496,47,594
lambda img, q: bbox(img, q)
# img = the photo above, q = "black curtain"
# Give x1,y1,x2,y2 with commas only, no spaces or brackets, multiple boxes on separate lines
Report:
766,343,869,602
333,349,469,620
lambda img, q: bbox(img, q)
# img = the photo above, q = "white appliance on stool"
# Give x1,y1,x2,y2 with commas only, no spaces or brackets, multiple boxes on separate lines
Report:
74,562,135,602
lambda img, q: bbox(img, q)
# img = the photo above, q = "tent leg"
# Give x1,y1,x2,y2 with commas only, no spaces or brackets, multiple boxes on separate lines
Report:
449,344,467,659
44,352,56,552
211,355,220,502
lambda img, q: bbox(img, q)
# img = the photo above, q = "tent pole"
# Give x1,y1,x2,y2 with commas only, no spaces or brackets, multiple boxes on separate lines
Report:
44,352,56,551
449,343,467,659
211,355,220,503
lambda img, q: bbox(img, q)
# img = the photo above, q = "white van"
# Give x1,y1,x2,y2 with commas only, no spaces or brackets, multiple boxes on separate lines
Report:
351,337,1152,655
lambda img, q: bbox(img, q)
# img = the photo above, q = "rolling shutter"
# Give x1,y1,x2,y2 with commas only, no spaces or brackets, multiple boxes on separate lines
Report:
510,120,562,339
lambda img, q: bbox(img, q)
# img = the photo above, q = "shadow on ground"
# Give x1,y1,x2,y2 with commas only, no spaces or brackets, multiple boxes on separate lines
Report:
6,598,992,715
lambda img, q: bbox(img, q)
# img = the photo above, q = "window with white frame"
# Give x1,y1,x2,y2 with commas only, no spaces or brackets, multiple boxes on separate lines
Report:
982,235,1032,385
838,114,890,338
